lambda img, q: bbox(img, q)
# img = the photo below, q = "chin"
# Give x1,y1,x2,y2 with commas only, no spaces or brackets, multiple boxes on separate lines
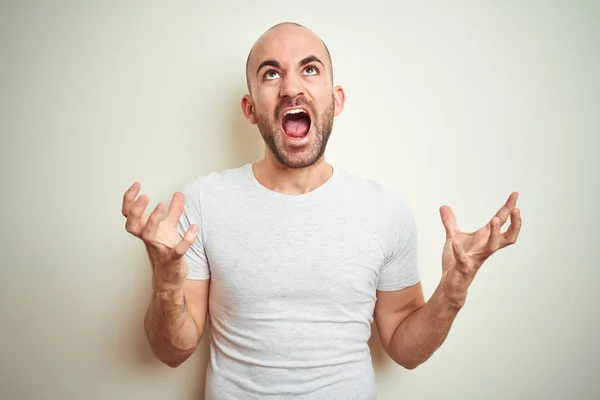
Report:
278,157,319,169
275,142,325,169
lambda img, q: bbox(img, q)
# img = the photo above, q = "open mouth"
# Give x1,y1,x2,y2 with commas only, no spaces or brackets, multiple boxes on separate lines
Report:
281,108,311,139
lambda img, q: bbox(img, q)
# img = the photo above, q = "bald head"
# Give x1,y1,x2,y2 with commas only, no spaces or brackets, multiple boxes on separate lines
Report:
239,22,346,169
245,22,333,93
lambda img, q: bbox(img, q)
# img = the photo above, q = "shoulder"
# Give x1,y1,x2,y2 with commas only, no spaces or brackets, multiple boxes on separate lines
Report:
180,164,249,197
335,167,413,216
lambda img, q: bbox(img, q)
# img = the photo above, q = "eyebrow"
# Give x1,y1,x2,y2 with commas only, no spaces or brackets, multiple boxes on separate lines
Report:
298,55,324,69
256,59,281,77
256,55,325,77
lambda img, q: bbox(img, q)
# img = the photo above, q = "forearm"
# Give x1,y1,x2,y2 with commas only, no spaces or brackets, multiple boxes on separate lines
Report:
387,283,463,369
144,288,200,367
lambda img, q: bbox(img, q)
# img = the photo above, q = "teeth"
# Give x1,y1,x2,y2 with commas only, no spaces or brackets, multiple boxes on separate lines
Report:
285,108,306,115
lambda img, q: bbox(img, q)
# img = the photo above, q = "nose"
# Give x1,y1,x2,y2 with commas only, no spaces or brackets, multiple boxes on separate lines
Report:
279,73,305,99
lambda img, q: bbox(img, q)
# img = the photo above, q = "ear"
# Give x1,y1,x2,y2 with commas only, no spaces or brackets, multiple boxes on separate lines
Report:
333,85,346,117
241,94,257,124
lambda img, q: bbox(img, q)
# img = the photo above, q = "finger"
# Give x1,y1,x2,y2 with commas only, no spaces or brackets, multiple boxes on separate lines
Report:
501,208,522,248
141,202,165,241
122,182,140,217
452,239,470,272
486,216,501,253
173,224,199,258
440,205,459,239
492,192,519,226
164,192,185,226
125,194,149,236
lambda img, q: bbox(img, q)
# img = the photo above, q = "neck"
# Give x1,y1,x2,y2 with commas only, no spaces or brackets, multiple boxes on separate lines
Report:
252,155,333,195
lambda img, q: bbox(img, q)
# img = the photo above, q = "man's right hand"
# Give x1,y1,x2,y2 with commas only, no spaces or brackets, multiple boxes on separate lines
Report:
122,182,199,293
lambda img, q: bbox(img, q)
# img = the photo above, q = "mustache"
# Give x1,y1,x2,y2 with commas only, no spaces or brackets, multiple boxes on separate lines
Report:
275,96,314,118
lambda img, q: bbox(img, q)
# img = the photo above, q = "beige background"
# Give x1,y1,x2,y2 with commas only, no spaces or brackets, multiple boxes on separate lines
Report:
1,1,598,399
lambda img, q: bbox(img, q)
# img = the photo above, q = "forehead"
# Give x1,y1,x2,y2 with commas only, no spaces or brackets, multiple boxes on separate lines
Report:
248,26,328,72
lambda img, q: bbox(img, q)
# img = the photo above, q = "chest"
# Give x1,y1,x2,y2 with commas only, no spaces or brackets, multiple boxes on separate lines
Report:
203,206,387,310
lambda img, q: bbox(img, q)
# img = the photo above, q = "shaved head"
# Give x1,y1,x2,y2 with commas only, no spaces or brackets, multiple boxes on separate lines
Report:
245,22,333,93
240,21,345,169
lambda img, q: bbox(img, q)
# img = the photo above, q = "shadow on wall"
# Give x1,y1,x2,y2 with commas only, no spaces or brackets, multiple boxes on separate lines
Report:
192,324,212,400
218,84,265,169
115,86,263,400
369,322,392,371
111,244,211,399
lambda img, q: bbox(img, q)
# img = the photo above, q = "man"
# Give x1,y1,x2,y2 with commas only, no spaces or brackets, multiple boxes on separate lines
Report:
122,22,522,399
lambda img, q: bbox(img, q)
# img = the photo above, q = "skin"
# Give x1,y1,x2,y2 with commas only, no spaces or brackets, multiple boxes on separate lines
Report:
241,23,345,195
374,193,521,368
122,186,207,367
122,22,523,370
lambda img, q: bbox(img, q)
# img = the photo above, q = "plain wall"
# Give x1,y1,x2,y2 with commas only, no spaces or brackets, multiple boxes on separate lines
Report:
1,1,598,399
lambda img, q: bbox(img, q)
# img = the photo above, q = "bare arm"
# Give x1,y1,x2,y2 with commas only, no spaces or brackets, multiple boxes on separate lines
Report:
122,181,210,368
376,192,522,369
144,279,209,368
374,282,461,370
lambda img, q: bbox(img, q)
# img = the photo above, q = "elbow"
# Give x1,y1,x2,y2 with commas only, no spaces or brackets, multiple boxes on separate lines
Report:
401,353,435,370
163,358,185,369
391,354,424,370
158,350,194,369
147,343,195,369
384,345,423,370
401,360,422,370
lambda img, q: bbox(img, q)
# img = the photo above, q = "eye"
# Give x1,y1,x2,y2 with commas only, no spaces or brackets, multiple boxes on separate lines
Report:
264,69,280,80
303,65,319,75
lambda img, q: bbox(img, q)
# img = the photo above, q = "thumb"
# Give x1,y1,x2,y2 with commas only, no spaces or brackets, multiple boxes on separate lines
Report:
452,239,470,272
173,224,199,258
440,205,458,239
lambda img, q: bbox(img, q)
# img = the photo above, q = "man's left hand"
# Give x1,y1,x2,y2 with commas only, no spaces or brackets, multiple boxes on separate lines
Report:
438,192,522,307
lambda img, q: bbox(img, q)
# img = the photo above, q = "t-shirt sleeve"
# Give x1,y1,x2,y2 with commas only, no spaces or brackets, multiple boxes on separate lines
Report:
176,180,211,280
377,192,420,291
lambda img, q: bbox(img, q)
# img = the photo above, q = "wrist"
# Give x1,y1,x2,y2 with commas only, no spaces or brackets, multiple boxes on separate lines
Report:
441,290,466,311
151,261,187,297
436,283,466,314
152,280,185,302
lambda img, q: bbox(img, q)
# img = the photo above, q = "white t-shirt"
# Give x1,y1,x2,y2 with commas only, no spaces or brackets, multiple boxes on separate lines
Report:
177,163,420,399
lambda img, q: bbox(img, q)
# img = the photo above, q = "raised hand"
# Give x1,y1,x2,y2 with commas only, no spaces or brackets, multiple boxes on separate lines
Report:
438,192,522,306
122,182,199,292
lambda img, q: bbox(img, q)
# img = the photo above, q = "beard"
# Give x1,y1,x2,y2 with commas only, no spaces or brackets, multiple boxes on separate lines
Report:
254,96,335,169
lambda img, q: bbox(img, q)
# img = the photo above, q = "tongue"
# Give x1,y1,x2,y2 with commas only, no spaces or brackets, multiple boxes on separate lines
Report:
283,118,310,138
